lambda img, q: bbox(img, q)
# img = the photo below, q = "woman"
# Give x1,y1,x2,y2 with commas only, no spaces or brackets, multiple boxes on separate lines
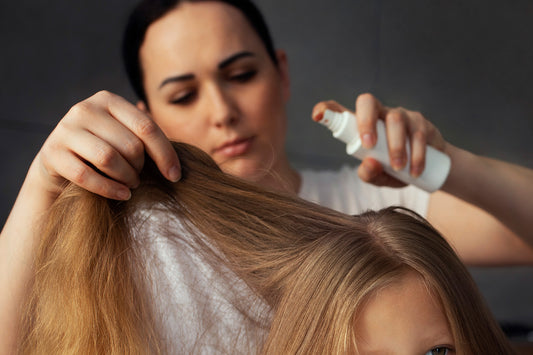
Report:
1,0,532,350
18,143,514,354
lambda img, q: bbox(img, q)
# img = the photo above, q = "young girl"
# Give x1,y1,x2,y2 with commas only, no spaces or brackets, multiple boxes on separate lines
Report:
17,143,514,354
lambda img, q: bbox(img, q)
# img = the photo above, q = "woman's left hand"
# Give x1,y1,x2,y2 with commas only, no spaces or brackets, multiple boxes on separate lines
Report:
312,93,448,188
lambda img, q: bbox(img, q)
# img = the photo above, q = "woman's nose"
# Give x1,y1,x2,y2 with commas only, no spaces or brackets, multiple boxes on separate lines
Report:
207,84,239,128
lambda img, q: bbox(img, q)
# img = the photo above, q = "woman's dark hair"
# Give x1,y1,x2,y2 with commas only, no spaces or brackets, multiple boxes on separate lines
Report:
122,0,279,103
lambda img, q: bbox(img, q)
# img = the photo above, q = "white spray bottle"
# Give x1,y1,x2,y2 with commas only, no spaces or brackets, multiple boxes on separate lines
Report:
317,109,451,192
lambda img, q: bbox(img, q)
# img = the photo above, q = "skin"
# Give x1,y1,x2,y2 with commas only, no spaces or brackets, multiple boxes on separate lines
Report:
311,101,533,265
138,2,299,191
1,0,533,351
354,272,456,355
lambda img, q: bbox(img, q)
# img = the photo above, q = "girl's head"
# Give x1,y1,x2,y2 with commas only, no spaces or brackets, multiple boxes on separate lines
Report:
262,208,514,354
122,1,292,185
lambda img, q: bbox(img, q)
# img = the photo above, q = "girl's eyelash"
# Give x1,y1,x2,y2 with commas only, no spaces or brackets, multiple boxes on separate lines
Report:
425,346,454,355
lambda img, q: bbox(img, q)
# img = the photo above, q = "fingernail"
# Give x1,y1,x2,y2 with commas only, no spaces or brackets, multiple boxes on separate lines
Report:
313,111,324,122
362,133,374,148
392,158,405,171
168,165,181,182
411,165,423,177
117,188,131,201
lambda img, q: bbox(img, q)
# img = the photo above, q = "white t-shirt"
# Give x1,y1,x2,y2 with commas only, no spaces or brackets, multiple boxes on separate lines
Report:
141,165,430,353
299,165,430,217
134,208,270,354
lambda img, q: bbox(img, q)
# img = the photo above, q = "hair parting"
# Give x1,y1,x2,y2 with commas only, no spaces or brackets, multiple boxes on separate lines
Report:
19,142,515,354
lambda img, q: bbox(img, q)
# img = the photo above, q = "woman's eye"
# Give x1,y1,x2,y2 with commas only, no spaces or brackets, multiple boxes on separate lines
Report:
171,91,196,105
230,70,257,82
425,347,452,355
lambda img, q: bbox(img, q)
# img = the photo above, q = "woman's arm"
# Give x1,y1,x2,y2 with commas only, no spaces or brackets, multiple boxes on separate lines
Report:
0,160,55,352
427,145,533,265
312,95,533,266
0,91,180,352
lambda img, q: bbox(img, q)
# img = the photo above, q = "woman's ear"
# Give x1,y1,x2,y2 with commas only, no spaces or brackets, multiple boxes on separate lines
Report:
275,49,291,102
136,101,152,117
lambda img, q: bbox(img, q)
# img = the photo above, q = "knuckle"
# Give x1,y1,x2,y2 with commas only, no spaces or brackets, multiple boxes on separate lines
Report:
71,165,90,185
124,138,144,158
91,90,117,107
94,90,112,100
42,133,60,151
412,111,425,123
409,112,427,129
135,118,158,137
67,101,94,119
413,130,427,142
357,164,372,182
386,110,404,124
94,144,116,168
396,106,408,113
389,146,404,155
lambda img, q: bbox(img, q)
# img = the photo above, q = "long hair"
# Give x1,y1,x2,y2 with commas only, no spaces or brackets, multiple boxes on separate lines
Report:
18,143,514,354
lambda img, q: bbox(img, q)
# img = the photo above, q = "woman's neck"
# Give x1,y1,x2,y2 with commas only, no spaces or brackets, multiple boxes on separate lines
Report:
257,156,301,195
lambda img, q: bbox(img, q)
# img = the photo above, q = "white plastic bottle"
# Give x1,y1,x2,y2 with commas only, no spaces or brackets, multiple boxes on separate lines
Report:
318,109,451,192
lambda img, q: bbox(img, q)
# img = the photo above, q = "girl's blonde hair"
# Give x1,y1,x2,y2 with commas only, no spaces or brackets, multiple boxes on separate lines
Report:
19,143,514,354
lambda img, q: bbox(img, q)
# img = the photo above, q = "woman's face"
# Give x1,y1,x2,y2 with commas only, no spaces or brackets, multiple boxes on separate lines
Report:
139,1,291,182
353,272,456,355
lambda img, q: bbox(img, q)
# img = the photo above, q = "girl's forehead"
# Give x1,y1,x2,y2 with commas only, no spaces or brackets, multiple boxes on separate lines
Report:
354,272,453,354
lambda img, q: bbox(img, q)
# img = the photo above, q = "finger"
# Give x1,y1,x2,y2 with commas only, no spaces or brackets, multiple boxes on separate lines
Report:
406,113,427,177
95,91,181,182
357,157,384,182
64,95,146,174
311,100,349,122
357,158,407,188
67,130,141,189
355,93,386,148
51,150,132,200
385,109,408,171
84,110,146,173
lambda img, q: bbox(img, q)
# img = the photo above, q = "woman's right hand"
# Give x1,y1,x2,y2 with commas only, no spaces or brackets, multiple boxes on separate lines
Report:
34,90,181,200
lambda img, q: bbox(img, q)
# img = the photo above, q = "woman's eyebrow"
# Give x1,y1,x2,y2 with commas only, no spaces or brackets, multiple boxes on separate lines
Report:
158,51,255,90
159,73,195,90
218,51,255,70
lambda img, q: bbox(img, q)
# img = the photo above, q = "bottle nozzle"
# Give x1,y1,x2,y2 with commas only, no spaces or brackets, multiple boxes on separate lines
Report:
319,110,344,132
318,110,358,145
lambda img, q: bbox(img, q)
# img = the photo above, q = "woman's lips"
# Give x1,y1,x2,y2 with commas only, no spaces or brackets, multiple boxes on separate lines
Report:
214,136,255,158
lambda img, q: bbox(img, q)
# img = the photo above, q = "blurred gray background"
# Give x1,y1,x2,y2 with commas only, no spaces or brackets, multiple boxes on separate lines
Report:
1,0,532,332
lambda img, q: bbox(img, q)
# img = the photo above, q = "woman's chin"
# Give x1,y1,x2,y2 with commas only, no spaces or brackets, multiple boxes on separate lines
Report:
219,159,272,184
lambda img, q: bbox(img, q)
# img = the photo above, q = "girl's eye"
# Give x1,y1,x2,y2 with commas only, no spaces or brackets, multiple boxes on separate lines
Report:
230,70,257,82
171,91,196,105
425,347,452,355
